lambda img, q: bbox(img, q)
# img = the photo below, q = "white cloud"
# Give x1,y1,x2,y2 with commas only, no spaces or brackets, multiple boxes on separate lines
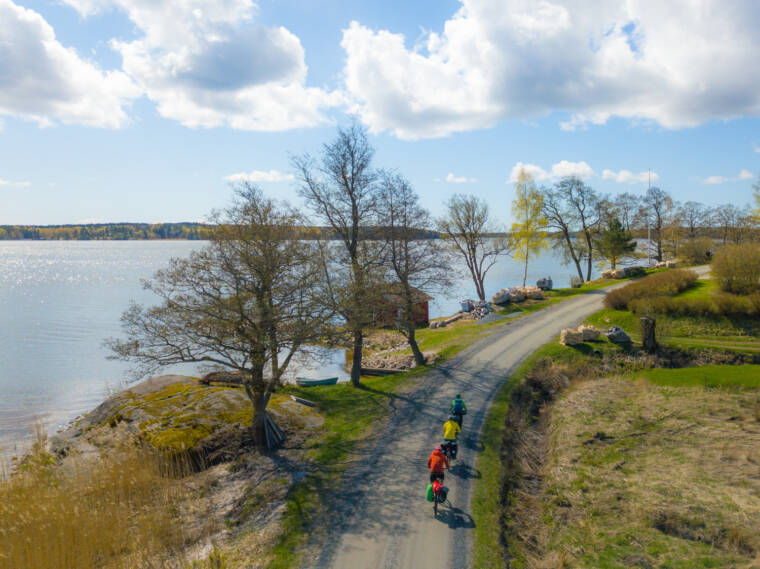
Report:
701,175,729,185
63,0,341,131
754,145,760,154
0,178,31,187
444,172,476,183
223,169,294,183
341,1,760,139
700,169,755,184
508,160,594,183
602,169,658,184
0,0,139,128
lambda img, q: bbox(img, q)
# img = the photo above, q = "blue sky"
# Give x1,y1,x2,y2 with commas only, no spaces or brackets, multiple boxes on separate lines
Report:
1,0,759,225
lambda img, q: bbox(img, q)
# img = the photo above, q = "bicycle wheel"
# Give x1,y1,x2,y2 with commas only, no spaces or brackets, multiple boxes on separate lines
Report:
433,496,438,516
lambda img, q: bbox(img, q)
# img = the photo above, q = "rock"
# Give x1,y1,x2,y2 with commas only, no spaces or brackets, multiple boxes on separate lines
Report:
601,269,615,279
611,269,626,279
491,289,510,305
509,290,526,303
605,325,631,345
654,261,667,268
536,276,553,291
523,286,544,300
460,299,475,312
560,328,584,346
578,325,600,341
665,261,676,268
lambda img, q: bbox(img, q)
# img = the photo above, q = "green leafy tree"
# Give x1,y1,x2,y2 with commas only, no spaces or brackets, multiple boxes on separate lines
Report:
595,217,636,269
510,168,548,286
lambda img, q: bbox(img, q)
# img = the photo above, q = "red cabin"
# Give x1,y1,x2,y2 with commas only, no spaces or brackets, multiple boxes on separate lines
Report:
373,284,432,328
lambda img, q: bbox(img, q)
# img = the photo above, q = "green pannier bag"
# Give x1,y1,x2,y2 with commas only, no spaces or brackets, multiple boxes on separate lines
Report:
426,483,434,502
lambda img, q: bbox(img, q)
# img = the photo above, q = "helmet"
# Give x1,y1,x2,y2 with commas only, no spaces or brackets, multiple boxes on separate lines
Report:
448,415,456,422
434,445,442,451
456,394,461,398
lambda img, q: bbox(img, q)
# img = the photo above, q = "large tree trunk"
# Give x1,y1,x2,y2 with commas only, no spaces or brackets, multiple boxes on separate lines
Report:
244,379,271,448
561,231,585,283
407,325,425,366
350,328,363,387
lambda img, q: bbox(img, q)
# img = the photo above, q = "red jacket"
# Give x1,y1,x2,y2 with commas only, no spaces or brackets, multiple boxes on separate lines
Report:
427,449,450,472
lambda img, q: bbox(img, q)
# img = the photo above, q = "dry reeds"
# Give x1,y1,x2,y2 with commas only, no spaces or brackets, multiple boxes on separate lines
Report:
0,438,198,569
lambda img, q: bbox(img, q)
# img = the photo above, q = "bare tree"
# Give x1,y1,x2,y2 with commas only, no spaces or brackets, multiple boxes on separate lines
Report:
679,201,707,238
641,187,673,262
438,194,509,301
542,177,602,283
292,123,382,387
713,203,744,244
108,185,329,447
612,192,641,232
378,172,453,365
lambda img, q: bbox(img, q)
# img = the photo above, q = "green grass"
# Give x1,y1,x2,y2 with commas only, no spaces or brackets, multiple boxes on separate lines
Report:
640,365,760,388
676,279,718,299
268,370,421,568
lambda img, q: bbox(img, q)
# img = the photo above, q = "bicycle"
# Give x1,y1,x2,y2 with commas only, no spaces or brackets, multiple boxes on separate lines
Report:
441,439,458,461
432,483,449,516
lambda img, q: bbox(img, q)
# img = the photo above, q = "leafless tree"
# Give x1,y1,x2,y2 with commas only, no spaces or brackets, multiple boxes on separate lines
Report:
438,194,509,301
612,192,641,232
378,172,453,365
292,123,383,387
541,177,603,283
108,185,330,448
679,201,707,238
641,187,673,262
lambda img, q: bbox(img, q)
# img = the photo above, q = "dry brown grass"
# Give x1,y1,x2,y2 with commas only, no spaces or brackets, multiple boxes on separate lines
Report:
510,375,760,568
0,436,213,569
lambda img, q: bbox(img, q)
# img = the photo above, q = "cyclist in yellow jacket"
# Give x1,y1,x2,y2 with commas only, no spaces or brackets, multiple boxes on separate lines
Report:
442,415,462,460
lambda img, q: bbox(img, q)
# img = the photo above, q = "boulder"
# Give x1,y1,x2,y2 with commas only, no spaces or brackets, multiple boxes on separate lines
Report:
601,269,615,279
560,328,584,346
605,325,631,345
578,325,600,341
491,289,510,305
611,269,626,279
665,261,677,268
536,277,553,291
509,290,526,303
523,286,544,300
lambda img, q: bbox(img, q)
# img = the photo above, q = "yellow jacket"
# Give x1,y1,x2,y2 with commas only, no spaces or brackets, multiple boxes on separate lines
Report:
443,420,461,441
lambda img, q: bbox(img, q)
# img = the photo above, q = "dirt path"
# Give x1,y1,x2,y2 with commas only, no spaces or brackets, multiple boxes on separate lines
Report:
312,268,709,569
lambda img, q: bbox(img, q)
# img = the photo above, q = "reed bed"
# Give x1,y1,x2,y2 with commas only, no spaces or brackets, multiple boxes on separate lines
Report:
0,440,197,569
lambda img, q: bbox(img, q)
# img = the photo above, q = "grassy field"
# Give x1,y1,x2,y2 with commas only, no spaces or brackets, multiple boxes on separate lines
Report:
517,370,760,568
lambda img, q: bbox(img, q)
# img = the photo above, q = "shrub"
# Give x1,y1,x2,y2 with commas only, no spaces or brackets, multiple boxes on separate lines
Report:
712,243,760,295
629,296,717,316
680,237,713,265
604,269,698,310
570,275,583,288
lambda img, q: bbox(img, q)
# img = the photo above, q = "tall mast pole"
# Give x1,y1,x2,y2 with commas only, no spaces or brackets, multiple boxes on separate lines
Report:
647,169,651,267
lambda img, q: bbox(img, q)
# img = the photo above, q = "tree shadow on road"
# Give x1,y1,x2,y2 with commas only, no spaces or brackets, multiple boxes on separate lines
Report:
449,461,481,480
436,504,475,529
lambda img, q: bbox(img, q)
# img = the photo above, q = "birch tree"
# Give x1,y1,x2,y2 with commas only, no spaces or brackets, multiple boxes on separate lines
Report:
510,168,548,287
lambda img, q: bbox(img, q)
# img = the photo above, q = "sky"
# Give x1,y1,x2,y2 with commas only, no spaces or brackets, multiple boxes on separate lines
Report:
1,0,759,226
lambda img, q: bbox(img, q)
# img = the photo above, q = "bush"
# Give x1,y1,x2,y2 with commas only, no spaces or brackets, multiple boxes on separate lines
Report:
712,243,760,295
604,269,698,310
570,275,583,288
680,237,713,265
629,296,717,316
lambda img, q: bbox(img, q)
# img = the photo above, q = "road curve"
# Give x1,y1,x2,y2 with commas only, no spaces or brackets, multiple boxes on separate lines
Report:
309,281,666,569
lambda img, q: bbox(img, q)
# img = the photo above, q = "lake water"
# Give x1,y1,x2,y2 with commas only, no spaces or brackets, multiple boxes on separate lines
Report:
0,240,580,454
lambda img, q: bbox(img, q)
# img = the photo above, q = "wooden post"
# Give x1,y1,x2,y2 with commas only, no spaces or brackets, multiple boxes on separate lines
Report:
641,317,657,353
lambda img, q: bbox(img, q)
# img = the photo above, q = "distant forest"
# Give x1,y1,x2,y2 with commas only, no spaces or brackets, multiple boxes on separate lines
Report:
0,223,213,240
0,223,445,241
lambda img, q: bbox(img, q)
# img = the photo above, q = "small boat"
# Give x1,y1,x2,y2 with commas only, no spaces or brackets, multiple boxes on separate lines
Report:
295,376,339,387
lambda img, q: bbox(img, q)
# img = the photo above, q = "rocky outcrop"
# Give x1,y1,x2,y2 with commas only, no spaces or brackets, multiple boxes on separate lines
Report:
560,328,584,346
362,350,438,371
605,326,632,345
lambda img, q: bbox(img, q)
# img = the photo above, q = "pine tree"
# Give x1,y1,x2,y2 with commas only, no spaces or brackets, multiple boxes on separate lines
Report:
595,217,636,270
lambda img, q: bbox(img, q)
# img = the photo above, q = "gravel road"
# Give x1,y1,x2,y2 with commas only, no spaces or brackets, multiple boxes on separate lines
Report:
312,268,708,569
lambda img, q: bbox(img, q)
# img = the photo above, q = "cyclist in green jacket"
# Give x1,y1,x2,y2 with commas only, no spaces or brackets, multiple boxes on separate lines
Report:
451,394,467,428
